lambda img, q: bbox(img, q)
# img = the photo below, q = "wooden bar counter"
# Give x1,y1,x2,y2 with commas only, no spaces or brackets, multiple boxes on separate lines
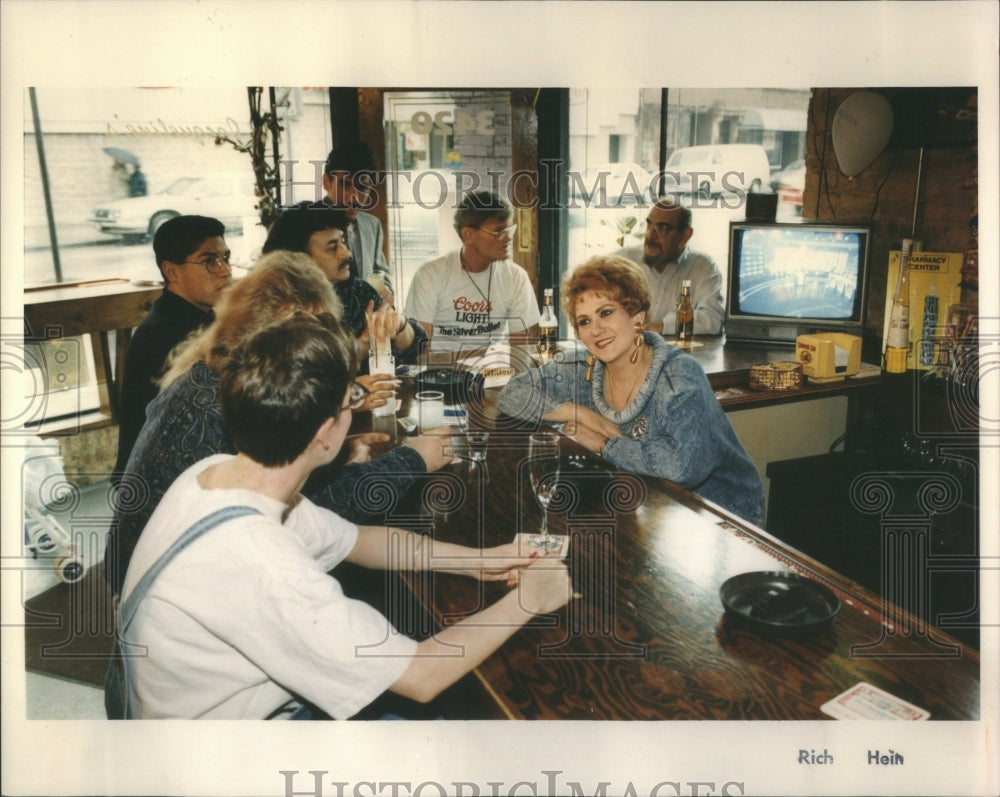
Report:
363,378,979,722
676,334,882,410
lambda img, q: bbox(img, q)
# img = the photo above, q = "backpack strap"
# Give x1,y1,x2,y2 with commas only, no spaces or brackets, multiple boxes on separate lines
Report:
118,505,262,631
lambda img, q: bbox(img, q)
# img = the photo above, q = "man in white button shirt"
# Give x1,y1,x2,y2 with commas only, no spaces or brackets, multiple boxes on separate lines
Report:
613,199,725,337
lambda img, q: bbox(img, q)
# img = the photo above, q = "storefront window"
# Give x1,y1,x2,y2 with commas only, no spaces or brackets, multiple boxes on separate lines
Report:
382,90,513,304
566,88,810,296
20,87,330,427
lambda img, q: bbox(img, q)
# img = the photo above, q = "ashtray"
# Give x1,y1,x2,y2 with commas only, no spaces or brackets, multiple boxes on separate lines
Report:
414,368,484,403
720,571,840,637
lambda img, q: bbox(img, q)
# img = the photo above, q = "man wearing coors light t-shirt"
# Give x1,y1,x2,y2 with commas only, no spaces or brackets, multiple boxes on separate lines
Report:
404,190,539,353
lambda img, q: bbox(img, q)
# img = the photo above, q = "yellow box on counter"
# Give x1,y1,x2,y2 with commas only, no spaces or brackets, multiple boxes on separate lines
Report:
795,333,861,382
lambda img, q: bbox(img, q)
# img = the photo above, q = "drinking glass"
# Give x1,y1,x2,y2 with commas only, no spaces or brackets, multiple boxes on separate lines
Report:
528,432,562,552
414,390,445,432
466,431,490,464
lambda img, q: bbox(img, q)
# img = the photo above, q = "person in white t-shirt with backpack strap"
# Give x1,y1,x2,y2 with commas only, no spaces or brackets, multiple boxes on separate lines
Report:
117,312,570,720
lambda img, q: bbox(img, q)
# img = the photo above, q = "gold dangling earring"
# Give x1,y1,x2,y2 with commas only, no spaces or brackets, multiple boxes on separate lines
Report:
585,354,595,381
629,322,645,364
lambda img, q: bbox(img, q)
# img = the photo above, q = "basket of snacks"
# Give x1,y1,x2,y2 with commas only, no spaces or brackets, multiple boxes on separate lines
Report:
748,361,803,391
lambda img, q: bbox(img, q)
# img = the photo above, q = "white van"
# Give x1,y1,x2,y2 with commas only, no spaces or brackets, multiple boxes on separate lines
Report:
659,144,772,198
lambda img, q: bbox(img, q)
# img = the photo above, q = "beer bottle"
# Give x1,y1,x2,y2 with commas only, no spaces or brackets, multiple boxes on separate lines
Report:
675,280,694,342
539,288,558,361
884,239,915,373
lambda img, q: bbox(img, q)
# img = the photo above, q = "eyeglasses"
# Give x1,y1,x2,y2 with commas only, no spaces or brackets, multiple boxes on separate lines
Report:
344,382,370,411
182,253,232,275
476,224,517,240
645,221,682,235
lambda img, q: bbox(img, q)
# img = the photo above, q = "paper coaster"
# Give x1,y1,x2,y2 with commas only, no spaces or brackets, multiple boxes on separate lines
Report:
821,682,930,720
515,532,570,559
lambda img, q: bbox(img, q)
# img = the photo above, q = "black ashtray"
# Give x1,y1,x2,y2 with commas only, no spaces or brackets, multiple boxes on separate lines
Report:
720,571,840,637
414,368,484,403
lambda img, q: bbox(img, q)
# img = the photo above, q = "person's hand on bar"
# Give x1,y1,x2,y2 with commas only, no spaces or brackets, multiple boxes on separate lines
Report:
516,557,573,615
343,432,390,465
355,373,399,412
450,541,545,583
550,402,623,455
404,426,460,472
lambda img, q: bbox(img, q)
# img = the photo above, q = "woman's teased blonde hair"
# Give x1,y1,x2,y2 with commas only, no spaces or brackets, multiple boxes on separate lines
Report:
159,250,343,388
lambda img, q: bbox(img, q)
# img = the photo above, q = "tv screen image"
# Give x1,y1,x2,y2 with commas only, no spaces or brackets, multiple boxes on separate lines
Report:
726,222,871,345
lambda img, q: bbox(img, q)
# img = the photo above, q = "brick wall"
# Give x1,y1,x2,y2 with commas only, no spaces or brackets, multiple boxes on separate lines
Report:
803,88,978,339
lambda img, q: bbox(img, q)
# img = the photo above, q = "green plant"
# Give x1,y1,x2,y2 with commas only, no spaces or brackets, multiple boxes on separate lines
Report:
600,215,645,248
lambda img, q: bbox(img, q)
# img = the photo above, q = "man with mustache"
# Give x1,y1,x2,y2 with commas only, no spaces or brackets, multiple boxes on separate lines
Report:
613,199,725,337
322,140,394,303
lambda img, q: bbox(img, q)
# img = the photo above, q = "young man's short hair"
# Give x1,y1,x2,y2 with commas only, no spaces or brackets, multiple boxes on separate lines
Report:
453,190,512,236
220,313,358,467
324,141,377,177
262,201,351,255
153,215,226,276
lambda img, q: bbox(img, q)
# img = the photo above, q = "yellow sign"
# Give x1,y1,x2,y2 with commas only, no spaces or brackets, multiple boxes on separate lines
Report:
882,251,964,370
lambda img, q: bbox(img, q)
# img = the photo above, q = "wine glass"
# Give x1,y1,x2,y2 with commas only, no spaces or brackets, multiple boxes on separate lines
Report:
528,432,562,552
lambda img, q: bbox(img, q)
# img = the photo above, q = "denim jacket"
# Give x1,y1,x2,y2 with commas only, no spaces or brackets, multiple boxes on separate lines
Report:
497,333,764,526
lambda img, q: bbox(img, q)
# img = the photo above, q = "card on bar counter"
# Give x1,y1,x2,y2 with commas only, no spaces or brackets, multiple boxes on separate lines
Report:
821,682,930,720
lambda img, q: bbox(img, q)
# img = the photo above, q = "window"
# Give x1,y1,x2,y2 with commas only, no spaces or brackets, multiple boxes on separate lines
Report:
565,88,810,300
382,90,513,305
21,87,331,429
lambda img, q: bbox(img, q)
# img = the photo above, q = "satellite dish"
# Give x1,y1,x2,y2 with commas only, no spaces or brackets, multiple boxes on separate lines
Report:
832,91,894,177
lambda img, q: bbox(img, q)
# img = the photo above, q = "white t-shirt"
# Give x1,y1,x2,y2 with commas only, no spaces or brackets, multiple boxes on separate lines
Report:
120,454,418,719
404,250,540,352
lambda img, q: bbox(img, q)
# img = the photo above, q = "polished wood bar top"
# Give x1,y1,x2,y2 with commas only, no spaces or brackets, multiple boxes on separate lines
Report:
404,444,978,720
373,383,979,721
674,335,882,409
413,336,882,411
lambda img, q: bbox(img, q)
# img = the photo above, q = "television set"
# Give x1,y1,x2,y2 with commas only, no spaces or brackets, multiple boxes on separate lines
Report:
725,221,871,345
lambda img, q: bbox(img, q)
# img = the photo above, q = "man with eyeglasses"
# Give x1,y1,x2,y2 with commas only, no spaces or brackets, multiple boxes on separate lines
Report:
404,190,539,352
113,214,233,478
613,199,725,337
322,140,394,303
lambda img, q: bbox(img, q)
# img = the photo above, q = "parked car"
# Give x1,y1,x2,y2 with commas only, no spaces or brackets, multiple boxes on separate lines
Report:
572,162,656,206
769,159,804,192
90,171,258,244
772,159,805,213
659,144,772,198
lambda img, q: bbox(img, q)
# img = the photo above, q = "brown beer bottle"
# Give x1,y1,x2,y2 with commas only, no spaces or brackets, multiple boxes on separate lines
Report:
675,279,694,342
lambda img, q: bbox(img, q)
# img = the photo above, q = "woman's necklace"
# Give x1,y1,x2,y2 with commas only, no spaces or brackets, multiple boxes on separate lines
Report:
605,347,650,411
